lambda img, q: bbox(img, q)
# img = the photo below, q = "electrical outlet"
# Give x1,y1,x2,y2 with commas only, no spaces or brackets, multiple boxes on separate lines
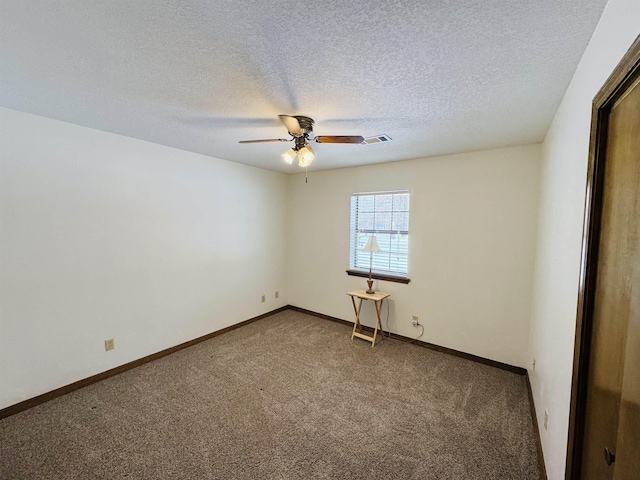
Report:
275,291,279,299
412,315,419,327
544,409,549,431
261,295,266,303
104,339,115,351
532,358,536,372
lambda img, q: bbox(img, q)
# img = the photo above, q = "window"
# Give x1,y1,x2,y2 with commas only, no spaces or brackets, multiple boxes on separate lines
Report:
348,190,410,283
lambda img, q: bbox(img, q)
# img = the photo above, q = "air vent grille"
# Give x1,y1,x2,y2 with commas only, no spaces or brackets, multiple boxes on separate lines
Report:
362,134,392,145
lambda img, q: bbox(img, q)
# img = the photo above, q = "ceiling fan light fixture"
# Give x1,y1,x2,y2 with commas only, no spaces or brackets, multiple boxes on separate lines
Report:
240,115,364,171
298,143,314,167
281,148,297,165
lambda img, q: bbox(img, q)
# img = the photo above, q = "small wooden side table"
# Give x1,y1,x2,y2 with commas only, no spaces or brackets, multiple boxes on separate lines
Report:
347,289,390,347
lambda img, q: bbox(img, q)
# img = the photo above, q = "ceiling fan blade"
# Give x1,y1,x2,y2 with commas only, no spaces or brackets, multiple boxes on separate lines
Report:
278,115,303,135
314,135,365,144
239,138,290,144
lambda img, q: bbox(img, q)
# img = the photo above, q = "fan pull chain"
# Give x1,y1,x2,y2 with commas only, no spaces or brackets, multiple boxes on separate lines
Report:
305,167,308,183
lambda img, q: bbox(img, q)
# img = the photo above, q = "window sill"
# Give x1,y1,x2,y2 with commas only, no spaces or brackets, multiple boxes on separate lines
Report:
346,269,411,284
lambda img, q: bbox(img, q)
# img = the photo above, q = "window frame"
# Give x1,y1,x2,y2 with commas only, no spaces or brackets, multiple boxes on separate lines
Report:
347,190,411,284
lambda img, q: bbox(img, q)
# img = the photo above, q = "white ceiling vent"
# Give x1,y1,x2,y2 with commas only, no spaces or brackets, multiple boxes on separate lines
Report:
362,134,392,145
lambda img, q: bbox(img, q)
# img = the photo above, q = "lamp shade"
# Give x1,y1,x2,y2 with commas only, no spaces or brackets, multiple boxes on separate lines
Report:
298,144,314,167
362,235,381,253
281,148,297,165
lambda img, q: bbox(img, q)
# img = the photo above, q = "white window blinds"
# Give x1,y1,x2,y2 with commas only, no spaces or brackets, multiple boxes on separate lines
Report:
349,190,410,276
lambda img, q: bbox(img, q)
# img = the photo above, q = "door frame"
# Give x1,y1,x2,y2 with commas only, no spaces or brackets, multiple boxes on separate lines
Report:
566,35,640,479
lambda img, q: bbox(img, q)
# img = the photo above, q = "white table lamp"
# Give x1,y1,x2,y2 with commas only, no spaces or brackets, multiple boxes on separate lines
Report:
362,235,381,293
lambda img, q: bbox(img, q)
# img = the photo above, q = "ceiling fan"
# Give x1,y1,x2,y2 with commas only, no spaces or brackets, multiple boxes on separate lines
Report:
239,115,364,168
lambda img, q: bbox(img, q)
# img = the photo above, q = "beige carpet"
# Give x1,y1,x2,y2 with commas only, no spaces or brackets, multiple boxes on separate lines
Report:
1,310,541,479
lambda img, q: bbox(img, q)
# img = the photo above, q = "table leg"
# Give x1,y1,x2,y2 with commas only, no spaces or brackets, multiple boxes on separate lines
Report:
351,296,363,340
374,299,384,345
371,305,378,347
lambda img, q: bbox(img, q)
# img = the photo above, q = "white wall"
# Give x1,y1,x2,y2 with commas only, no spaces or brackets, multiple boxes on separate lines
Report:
0,107,288,409
287,145,540,368
528,1,640,478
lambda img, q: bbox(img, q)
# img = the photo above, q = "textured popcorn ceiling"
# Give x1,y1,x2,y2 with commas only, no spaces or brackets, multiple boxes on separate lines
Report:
0,0,608,172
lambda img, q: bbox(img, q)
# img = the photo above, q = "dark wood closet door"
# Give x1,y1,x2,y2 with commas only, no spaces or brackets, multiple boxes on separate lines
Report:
581,76,640,479
609,76,640,480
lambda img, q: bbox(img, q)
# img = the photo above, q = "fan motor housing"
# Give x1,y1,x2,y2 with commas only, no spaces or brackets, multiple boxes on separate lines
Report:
294,136,307,149
294,116,314,134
